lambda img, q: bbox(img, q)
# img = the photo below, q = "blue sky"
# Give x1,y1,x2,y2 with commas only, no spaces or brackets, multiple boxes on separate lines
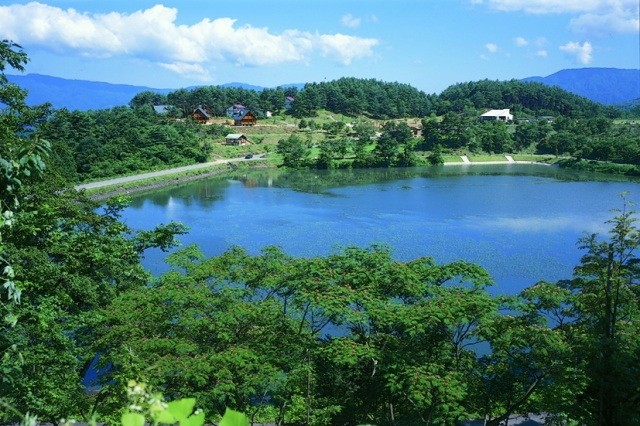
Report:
0,0,638,93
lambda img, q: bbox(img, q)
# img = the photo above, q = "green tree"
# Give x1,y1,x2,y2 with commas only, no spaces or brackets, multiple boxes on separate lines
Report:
373,122,412,167
428,143,444,165
1,183,187,422
440,112,473,150
514,120,551,151
129,91,168,109
475,121,513,153
566,205,640,424
277,135,308,168
0,39,51,329
517,205,640,425
352,119,376,142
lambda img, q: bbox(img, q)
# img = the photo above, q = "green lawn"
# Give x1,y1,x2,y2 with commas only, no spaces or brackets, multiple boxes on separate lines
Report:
467,154,507,162
512,154,557,163
442,155,463,163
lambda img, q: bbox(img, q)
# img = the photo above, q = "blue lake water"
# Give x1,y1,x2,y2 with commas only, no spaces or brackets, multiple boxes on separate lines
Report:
121,164,640,295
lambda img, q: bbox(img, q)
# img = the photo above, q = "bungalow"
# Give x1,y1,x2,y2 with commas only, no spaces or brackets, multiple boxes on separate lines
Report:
191,107,211,123
284,96,295,110
225,133,250,145
153,105,171,115
226,103,248,117
232,109,257,126
480,109,513,122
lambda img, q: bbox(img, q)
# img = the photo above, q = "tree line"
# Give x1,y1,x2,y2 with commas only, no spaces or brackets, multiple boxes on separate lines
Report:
130,85,299,118
133,77,627,121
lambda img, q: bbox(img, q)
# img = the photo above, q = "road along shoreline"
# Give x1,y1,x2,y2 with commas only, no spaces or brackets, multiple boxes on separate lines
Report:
76,158,550,201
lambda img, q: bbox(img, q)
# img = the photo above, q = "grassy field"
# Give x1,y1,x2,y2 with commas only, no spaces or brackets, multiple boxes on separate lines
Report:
467,154,508,162
512,154,558,163
442,155,463,163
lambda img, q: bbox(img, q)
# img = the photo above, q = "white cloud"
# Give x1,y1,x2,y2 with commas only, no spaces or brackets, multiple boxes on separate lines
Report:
514,36,528,47
317,33,378,65
0,2,378,78
473,0,639,34
341,13,361,28
485,43,499,53
160,62,212,81
570,11,639,34
536,49,548,57
559,41,593,64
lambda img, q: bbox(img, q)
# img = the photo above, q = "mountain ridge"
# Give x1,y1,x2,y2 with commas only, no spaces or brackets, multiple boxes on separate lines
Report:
521,67,639,105
6,68,638,111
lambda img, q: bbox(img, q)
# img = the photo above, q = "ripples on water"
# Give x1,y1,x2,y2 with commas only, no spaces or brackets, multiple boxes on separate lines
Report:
123,164,640,294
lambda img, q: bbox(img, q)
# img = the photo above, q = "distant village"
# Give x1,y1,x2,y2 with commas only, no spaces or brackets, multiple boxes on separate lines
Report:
152,95,557,150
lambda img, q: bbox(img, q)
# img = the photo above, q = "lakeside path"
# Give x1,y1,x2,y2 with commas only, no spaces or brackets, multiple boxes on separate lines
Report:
74,155,265,191
75,154,549,192
444,155,549,166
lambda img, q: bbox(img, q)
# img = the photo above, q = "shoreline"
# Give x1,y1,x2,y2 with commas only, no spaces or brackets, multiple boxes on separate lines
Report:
79,159,552,201
443,160,550,166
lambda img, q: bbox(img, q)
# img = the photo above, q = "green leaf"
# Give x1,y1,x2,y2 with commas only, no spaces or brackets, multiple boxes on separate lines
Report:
154,409,177,424
180,411,205,426
167,398,196,421
219,408,249,426
121,412,145,426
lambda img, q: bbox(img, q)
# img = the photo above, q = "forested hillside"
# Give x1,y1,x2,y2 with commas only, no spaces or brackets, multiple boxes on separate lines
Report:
152,77,619,120
438,79,619,118
39,107,222,182
290,77,436,118
33,75,640,181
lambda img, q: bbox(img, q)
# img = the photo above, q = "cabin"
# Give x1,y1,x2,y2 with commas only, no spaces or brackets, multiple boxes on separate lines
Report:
480,109,513,122
153,105,172,115
226,103,247,117
284,96,295,110
232,109,257,126
191,107,211,123
410,125,423,137
224,133,251,146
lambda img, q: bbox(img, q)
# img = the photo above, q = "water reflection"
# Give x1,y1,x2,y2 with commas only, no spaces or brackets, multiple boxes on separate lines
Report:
123,165,640,294
128,178,231,208
471,215,610,234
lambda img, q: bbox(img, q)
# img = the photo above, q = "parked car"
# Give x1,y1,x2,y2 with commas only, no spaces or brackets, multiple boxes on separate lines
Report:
244,153,254,159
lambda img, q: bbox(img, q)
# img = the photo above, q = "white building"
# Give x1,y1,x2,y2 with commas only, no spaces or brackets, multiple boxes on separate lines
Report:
480,109,513,122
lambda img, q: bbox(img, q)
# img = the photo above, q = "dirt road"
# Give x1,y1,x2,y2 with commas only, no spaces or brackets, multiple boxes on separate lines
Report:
74,155,264,191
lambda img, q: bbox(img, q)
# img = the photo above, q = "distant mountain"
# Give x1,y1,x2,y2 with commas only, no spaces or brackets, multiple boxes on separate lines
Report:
6,73,306,111
521,68,639,105
218,82,266,91
6,73,174,111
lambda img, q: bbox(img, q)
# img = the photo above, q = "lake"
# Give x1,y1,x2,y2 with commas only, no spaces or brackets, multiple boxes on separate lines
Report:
121,164,640,295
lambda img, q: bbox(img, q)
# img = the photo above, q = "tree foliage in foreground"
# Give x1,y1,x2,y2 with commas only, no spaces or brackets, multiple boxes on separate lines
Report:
90,236,635,425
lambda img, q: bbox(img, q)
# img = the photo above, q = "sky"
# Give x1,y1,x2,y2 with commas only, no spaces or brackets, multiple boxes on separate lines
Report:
0,0,638,94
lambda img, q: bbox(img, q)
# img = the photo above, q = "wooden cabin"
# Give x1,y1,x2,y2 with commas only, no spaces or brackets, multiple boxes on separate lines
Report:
232,110,257,126
224,133,250,145
191,107,211,123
